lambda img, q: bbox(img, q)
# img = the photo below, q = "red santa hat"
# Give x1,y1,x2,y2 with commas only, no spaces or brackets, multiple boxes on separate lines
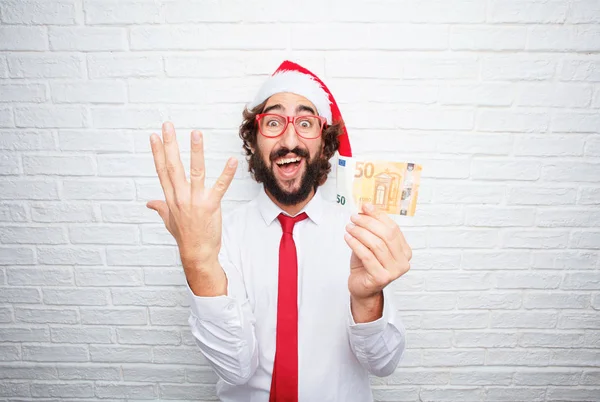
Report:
247,60,352,157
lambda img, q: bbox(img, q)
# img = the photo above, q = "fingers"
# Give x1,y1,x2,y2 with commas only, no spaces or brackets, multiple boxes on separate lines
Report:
162,122,188,204
190,130,206,200
346,221,395,269
356,203,412,261
152,122,236,207
150,133,175,206
344,232,390,283
210,157,238,202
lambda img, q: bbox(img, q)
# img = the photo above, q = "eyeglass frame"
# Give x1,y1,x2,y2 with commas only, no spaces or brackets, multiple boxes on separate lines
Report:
255,113,327,139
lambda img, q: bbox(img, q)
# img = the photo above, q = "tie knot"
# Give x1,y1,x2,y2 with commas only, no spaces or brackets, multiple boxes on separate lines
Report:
277,212,308,234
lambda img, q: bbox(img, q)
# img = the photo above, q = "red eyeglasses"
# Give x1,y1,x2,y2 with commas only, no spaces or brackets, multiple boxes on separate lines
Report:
256,113,326,139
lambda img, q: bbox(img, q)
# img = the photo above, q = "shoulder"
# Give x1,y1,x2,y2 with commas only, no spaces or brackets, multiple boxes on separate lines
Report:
219,199,261,254
222,198,260,229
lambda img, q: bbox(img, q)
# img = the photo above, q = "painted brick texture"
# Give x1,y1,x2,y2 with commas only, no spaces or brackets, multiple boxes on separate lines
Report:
0,0,599,401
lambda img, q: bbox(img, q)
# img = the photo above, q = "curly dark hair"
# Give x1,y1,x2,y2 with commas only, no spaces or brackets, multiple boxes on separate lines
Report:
238,101,344,188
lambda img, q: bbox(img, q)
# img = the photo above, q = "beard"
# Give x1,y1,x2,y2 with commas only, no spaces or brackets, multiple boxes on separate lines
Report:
252,146,322,206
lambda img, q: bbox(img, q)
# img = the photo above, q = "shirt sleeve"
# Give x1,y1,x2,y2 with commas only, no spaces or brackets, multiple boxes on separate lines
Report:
186,236,259,385
347,285,406,377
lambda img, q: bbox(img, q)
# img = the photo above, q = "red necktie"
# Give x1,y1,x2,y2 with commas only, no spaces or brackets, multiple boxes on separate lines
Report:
269,212,308,402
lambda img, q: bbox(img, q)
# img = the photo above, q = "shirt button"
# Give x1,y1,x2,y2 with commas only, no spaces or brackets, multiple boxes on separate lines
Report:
227,304,235,311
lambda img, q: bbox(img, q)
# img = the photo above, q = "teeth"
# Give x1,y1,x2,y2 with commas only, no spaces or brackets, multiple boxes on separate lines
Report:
276,157,301,165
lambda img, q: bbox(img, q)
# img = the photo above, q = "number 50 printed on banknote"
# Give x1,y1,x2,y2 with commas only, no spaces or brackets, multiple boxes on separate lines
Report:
336,156,422,216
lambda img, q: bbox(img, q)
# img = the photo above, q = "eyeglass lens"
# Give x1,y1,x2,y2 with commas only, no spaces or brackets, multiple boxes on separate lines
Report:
260,115,322,138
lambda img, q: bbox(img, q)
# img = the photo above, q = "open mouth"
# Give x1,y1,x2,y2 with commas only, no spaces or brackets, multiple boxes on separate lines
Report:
274,156,304,179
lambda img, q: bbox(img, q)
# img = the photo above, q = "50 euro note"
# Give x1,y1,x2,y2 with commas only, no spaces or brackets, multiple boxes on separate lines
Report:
336,156,422,216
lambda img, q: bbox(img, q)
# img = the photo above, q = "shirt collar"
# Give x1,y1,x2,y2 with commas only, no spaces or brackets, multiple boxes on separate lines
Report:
257,187,324,226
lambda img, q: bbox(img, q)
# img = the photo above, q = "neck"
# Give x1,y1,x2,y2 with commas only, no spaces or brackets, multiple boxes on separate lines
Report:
264,187,316,216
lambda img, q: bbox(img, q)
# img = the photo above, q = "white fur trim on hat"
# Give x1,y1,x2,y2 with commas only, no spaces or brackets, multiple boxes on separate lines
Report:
247,70,332,124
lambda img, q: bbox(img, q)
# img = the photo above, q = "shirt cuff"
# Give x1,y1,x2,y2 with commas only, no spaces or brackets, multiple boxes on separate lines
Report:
186,280,241,322
348,291,394,337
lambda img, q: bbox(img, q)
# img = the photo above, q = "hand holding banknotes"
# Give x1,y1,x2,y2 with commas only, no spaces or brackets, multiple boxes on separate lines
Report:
338,155,418,322
146,122,237,296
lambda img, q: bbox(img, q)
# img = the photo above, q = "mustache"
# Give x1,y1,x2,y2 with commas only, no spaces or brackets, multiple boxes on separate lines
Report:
270,147,310,161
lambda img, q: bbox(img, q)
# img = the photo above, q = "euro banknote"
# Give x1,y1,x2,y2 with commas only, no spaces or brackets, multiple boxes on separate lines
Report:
336,156,422,216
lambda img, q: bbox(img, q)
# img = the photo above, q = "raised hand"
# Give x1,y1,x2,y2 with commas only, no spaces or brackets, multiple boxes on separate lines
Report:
147,122,237,294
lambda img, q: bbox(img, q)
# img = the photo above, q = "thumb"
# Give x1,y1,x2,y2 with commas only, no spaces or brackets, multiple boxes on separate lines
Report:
146,200,168,220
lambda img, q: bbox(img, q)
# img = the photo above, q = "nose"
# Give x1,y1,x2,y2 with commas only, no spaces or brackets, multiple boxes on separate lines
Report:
279,118,300,150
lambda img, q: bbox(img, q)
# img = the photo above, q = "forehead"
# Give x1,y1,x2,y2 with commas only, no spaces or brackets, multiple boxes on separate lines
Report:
264,92,317,112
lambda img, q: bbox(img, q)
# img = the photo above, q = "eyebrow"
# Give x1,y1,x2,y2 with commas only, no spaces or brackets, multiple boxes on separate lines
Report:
296,104,316,115
262,104,317,115
263,104,284,114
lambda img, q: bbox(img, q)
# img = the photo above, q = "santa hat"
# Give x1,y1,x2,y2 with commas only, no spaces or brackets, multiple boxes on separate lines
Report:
247,60,352,157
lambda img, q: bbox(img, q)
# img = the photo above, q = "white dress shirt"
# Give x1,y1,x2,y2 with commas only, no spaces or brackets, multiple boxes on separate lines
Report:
187,188,406,402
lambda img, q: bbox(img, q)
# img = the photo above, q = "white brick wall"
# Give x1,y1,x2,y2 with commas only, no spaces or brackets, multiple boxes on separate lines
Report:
0,0,599,401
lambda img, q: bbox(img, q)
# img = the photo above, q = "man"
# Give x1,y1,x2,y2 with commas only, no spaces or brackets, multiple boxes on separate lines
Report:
147,61,411,401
